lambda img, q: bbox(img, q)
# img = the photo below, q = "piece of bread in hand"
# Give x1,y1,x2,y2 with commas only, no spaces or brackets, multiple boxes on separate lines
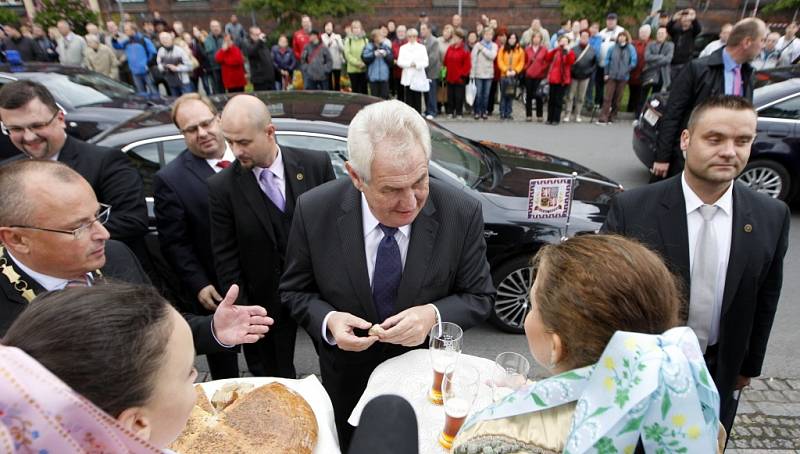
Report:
211,382,255,412
368,324,386,337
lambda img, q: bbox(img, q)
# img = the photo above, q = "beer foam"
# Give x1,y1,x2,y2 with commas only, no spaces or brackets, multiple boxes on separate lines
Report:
444,397,470,418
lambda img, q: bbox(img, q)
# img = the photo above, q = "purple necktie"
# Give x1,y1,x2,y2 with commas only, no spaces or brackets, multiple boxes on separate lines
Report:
372,224,401,321
258,169,285,212
732,66,742,96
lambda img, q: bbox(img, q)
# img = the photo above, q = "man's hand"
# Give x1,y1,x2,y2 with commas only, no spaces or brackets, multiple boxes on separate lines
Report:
197,284,223,311
735,375,751,391
651,161,670,178
378,305,437,347
212,284,273,345
328,312,379,352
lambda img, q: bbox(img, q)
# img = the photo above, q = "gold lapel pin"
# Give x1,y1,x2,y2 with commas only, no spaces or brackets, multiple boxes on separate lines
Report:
297,172,304,181
744,224,753,233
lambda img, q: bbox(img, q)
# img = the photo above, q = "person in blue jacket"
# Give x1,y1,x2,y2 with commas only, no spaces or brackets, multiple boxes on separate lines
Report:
271,34,297,90
597,30,637,124
361,29,394,99
113,22,159,97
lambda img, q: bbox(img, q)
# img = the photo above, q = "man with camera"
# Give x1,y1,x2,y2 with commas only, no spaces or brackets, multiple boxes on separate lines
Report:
242,26,277,91
667,8,702,80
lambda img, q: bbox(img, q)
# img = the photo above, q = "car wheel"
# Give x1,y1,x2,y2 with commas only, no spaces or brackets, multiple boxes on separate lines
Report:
490,256,533,334
738,160,791,201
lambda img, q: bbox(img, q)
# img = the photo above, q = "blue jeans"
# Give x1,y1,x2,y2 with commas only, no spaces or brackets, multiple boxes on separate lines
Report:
425,79,438,116
168,82,195,96
474,78,492,116
132,72,158,97
500,93,514,118
306,78,329,90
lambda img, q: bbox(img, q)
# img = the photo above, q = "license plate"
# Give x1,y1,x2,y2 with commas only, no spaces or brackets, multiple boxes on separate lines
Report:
643,108,659,127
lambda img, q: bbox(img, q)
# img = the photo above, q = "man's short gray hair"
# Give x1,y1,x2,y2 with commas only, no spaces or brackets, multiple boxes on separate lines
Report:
347,100,432,182
0,161,82,227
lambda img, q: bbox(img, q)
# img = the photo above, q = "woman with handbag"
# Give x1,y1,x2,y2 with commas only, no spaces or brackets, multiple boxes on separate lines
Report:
470,28,498,120
523,32,548,122
544,35,576,125
497,32,525,120
397,28,429,114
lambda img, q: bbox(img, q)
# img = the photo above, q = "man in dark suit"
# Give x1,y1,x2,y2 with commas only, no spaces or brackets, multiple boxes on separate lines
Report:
280,99,495,449
603,95,790,438
0,160,273,353
209,94,335,378
153,93,240,379
652,18,766,180
0,80,149,261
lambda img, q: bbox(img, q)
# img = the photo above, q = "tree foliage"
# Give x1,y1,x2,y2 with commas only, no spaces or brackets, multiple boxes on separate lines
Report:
237,0,374,34
560,0,674,27
0,8,22,27
762,0,800,15
34,0,99,35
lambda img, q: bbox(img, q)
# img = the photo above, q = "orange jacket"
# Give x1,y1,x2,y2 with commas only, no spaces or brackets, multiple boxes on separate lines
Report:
497,46,525,76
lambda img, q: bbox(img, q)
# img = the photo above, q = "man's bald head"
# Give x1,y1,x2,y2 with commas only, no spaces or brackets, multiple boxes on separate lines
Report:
220,95,278,169
0,160,84,226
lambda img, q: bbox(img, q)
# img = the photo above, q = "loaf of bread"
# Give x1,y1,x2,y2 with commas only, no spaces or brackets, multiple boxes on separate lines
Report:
169,382,318,454
211,382,254,411
194,385,216,415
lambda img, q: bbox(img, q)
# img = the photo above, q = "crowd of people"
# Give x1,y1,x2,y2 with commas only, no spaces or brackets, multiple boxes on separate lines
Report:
0,5,795,454
2,10,798,123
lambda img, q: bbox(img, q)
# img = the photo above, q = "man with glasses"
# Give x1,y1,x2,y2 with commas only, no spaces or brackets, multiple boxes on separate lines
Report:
0,160,275,353
0,80,149,268
153,93,239,379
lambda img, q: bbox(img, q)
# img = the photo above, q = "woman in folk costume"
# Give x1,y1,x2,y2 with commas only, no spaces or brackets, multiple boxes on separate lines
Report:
1,284,197,453
453,235,724,453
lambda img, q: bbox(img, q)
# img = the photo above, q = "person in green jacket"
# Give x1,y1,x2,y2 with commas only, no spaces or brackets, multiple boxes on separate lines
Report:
344,20,369,94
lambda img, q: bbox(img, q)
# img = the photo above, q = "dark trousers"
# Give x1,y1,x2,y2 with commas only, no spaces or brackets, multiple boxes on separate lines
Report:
524,77,545,119
593,68,605,105
330,69,341,91
447,83,465,116
206,351,240,379
599,79,627,122
704,344,737,446
349,395,419,454
670,63,686,83
404,86,422,113
242,312,297,379
628,83,645,117
369,81,390,99
253,81,274,91
487,79,498,114
390,74,403,100
210,68,225,94
306,78,329,90
226,86,245,93
348,72,368,94
547,83,567,124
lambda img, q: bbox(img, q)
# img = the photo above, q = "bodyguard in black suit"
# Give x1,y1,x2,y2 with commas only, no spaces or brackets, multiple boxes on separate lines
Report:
0,160,273,353
209,95,335,378
280,100,494,449
153,94,240,379
0,80,148,248
603,96,790,438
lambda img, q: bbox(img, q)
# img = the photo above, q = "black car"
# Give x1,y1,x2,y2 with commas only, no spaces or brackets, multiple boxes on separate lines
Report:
92,91,623,333
633,78,800,202
0,63,167,158
754,64,800,89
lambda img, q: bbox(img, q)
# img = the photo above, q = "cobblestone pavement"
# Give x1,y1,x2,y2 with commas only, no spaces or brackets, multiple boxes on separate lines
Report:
727,377,800,452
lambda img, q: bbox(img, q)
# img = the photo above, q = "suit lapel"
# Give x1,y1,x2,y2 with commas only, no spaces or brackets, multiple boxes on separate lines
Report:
281,147,308,214
235,162,278,246
336,187,378,321
657,177,691,319
721,183,754,316
56,136,79,167
395,200,439,312
184,151,215,183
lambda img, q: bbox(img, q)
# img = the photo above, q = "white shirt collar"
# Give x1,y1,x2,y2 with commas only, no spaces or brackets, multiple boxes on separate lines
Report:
205,144,235,172
681,172,733,216
360,193,412,239
5,249,74,292
252,146,284,182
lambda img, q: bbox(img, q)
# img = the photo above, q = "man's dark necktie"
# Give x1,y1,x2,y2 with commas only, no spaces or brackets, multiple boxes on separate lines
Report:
372,224,402,321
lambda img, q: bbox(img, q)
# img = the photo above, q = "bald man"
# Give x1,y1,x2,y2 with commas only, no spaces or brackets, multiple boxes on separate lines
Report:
208,95,335,377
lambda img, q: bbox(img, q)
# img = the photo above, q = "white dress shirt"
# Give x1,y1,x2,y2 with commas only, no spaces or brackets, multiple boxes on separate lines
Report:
205,144,235,173
682,173,733,347
252,146,286,199
7,250,91,291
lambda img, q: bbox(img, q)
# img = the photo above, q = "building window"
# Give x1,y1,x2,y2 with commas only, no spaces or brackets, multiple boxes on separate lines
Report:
0,0,23,5
116,0,145,4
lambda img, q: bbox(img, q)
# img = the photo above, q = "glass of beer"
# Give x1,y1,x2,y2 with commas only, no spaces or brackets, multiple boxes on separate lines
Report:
439,363,480,450
429,322,463,405
490,352,530,402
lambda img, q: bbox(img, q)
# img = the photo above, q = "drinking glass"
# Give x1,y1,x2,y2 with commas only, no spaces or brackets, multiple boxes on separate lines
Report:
439,363,480,450
428,322,463,405
490,351,530,402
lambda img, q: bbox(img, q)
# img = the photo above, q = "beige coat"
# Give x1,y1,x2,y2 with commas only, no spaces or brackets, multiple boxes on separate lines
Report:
84,43,119,80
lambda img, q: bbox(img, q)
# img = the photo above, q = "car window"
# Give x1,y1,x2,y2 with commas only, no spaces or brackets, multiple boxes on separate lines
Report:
21,73,135,108
126,142,160,196
760,95,800,120
162,139,187,165
429,125,487,186
276,134,348,178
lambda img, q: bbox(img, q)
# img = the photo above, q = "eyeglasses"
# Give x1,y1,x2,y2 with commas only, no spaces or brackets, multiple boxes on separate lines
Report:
10,204,111,240
180,115,218,135
1,111,59,136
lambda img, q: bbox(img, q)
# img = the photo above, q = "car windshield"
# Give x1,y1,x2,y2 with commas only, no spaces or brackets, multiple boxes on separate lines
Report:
23,72,136,108
428,124,490,187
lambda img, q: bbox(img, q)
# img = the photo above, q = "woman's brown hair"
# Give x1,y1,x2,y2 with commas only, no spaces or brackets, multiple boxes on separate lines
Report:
531,234,682,370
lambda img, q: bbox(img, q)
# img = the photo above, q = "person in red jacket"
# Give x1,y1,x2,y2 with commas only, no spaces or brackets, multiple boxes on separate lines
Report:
443,30,471,118
628,25,651,119
215,34,247,92
523,31,549,122
293,15,312,60
545,35,576,125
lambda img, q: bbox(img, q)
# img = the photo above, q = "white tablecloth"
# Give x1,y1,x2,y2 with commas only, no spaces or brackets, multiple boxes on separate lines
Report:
348,350,495,454
200,375,340,454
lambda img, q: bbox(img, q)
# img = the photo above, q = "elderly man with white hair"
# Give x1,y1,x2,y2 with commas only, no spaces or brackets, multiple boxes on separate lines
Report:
84,34,119,79
157,31,194,95
280,99,495,450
